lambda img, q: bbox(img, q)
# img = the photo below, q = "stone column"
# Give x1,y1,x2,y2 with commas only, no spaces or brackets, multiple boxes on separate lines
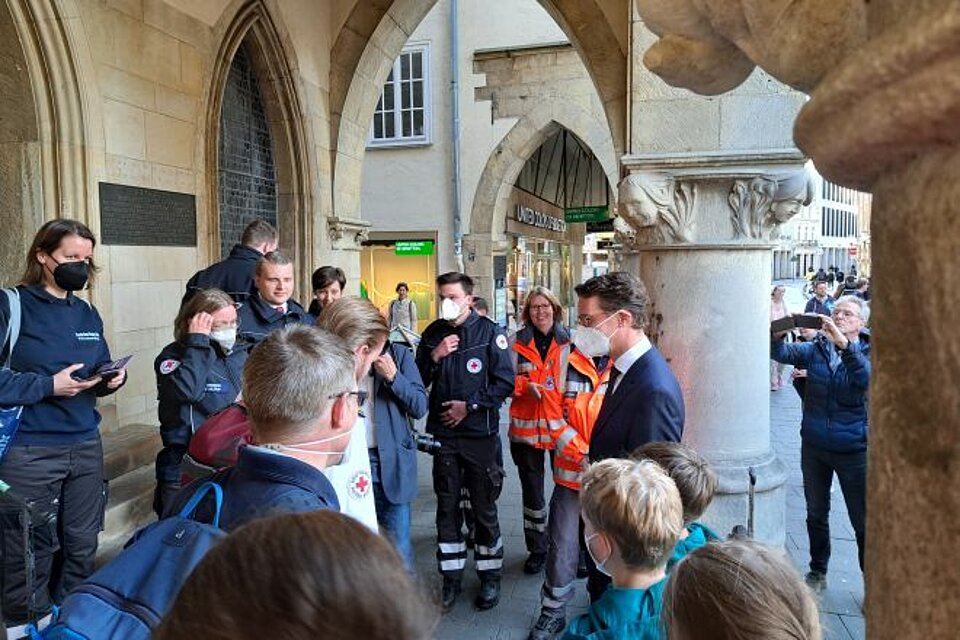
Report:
617,155,813,544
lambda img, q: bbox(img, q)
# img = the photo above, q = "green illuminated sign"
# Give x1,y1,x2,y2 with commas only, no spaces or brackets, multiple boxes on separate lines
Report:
395,240,434,256
565,205,609,223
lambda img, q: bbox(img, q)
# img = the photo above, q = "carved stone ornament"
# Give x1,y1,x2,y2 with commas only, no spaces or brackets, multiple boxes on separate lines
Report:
327,216,371,245
617,172,697,245
728,170,813,240
634,0,867,95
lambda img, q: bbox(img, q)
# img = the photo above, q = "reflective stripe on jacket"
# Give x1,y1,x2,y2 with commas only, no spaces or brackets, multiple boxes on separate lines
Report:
551,349,610,490
508,325,570,449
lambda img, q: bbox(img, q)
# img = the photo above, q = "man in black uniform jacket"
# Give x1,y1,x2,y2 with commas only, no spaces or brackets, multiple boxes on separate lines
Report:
416,272,514,613
182,219,278,306
237,251,311,344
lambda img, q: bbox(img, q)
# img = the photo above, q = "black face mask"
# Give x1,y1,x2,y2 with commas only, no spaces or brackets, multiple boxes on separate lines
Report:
48,258,89,292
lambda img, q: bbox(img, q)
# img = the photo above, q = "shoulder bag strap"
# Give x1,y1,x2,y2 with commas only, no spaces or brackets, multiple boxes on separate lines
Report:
2,289,21,368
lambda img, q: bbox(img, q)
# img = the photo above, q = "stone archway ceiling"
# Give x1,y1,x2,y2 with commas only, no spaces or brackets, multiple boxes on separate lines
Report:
515,129,610,209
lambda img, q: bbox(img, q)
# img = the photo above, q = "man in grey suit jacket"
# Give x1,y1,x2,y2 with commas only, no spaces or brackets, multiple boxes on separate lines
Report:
572,272,685,601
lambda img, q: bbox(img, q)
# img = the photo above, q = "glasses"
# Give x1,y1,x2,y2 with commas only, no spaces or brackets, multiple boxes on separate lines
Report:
329,389,368,407
832,309,859,319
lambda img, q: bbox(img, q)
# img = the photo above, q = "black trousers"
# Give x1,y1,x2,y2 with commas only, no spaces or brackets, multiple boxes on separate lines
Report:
509,441,549,555
433,435,504,580
0,438,106,625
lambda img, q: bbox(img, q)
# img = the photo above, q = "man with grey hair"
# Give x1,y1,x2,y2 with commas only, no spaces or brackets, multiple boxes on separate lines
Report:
771,294,870,594
169,324,360,531
237,250,311,344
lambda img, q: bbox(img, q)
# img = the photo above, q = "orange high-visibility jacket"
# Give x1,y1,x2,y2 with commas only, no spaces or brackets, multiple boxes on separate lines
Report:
551,349,610,490
508,325,571,449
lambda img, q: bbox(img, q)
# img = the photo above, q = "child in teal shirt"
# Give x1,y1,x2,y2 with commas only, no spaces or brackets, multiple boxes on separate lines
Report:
634,442,720,571
563,459,684,640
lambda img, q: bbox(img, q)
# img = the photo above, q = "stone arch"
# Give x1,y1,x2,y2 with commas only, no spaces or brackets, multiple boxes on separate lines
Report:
468,101,619,240
204,0,314,293
2,0,98,283
329,0,627,221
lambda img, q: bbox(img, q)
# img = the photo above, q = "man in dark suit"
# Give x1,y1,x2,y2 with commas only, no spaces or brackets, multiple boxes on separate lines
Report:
573,271,685,600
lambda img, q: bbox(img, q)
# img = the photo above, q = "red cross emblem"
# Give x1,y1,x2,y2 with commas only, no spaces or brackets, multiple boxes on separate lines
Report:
348,470,372,500
467,357,483,374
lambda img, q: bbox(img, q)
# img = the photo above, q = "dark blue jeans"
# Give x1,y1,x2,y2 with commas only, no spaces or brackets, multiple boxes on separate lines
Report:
368,448,414,572
800,442,866,575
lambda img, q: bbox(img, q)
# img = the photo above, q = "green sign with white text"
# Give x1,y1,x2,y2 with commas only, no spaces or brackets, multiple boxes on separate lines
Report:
565,205,609,223
395,240,434,256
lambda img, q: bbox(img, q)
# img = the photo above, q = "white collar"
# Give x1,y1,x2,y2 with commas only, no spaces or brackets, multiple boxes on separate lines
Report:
613,334,652,377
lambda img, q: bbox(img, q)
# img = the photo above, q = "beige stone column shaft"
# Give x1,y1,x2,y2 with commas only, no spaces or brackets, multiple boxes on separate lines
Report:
617,155,813,544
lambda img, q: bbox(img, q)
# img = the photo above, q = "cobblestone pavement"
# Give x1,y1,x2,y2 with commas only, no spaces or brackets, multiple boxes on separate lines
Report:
410,381,865,639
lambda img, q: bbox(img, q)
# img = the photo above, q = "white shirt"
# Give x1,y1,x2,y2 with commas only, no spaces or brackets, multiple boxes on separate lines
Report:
611,334,652,395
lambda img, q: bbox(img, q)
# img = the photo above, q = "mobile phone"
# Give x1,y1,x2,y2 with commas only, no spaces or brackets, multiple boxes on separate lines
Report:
795,315,824,330
770,316,796,334
89,355,134,379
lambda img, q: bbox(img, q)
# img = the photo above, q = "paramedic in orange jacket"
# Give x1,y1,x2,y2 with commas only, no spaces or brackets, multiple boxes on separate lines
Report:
509,287,568,575
528,345,610,640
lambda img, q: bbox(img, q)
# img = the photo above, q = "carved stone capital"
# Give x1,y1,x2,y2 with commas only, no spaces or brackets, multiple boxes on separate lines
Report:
727,170,813,240
617,172,697,245
327,216,371,247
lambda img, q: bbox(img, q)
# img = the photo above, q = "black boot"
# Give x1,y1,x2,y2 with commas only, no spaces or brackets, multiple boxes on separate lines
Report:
474,577,501,610
441,576,462,613
523,551,547,575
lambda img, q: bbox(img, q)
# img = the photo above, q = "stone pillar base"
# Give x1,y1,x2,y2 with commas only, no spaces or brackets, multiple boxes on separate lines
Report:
704,452,787,546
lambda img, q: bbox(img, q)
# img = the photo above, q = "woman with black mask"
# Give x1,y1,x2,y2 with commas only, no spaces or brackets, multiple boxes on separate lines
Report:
153,288,250,516
0,219,127,634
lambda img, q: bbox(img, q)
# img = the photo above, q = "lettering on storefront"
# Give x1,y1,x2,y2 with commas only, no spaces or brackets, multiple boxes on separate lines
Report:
515,204,567,233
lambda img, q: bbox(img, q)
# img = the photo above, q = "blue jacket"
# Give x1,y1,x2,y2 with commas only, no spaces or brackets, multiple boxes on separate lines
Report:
182,244,263,305
237,295,312,345
563,578,669,640
154,335,251,484
416,311,515,439
771,332,870,453
804,295,835,316
667,521,719,571
371,343,428,505
0,285,120,445
589,346,684,462
169,445,340,532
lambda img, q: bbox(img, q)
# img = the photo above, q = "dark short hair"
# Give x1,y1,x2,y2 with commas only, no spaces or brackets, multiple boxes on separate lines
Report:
240,219,277,247
255,250,293,276
312,266,346,292
574,272,649,329
20,219,99,287
154,511,438,640
436,272,473,296
634,442,717,525
472,297,489,313
395,282,408,293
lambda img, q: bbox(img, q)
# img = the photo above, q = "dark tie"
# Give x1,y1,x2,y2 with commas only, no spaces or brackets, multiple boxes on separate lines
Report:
275,306,284,315
607,367,621,396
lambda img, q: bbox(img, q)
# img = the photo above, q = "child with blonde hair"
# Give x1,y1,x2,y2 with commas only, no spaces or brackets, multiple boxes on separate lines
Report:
562,458,683,640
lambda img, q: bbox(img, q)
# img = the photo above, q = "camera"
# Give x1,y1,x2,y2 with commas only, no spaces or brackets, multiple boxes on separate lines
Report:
412,431,441,455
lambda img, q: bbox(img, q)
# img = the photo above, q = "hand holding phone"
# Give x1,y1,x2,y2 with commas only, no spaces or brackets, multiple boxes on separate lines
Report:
88,355,134,381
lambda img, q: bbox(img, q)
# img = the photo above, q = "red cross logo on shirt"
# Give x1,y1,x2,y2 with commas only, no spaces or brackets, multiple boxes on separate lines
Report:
348,470,372,500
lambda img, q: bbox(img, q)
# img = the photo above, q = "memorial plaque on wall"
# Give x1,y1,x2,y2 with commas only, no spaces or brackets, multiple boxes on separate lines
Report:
99,182,197,246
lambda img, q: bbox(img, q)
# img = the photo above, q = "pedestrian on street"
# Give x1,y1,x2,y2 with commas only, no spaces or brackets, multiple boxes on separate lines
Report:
307,265,345,318
771,295,870,593
388,282,419,333
415,272,514,613
770,285,791,391
804,280,835,317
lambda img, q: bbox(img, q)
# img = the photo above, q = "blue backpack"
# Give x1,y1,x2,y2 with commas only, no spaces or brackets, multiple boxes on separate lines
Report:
30,482,226,640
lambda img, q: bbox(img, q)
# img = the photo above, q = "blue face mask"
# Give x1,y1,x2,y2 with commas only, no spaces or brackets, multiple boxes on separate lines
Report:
585,532,612,577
